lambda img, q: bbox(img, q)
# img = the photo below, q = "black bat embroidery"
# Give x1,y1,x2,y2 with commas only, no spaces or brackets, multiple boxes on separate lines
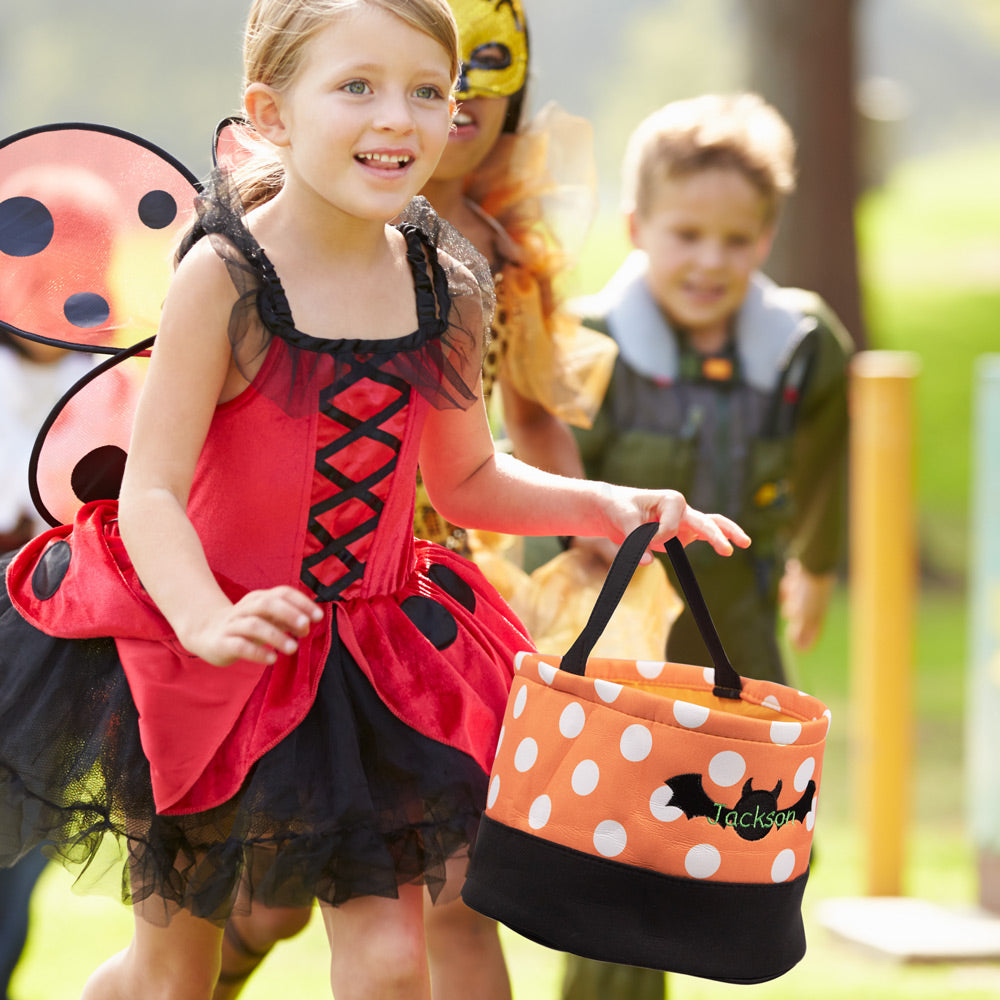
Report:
664,773,816,842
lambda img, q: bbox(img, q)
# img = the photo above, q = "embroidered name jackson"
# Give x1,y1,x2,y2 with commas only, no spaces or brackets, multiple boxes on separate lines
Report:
707,802,796,832
663,773,817,842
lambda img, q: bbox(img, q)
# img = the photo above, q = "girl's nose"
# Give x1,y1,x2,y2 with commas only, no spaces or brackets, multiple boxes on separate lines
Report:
374,93,416,134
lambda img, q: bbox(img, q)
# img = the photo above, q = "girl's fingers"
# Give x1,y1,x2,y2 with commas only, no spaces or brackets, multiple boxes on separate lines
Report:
244,588,322,635
666,511,750,556
226,635,283,665
714,514,751,547
279,586,325,622
231,614,300,656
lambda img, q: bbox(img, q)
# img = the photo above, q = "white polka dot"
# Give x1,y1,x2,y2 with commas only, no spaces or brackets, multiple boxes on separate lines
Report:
685,844,721,879
794,757,816,793
702,667,716,686
674,700,710,729
771,849,796,883
513,686,528,719
514,738,538,772
572,760,600,796
487,775,500,809
528,795,552,830
762,695,782,712
806,794,819,832
593,820,628,858
620,725,653,762
514,651,529,672
538,662,558,685
594,679,623,703
637,660,664,679
559,702,586,739
496,725,505,754
823,709,833,732
649,784,683,822
770,721,803,745
709,751,747,787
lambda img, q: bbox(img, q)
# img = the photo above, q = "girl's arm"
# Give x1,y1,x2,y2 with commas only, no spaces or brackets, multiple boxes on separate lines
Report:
118,242,320,667
419,290,749,556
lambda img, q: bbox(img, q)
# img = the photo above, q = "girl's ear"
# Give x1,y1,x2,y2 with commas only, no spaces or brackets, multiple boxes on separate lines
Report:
244,83,291,147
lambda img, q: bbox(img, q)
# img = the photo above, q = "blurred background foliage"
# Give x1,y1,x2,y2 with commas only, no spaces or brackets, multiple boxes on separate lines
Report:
2,0,997,185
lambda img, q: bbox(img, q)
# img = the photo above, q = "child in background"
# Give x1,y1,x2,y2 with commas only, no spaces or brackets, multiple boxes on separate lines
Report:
563,91,853,1000
213,1,612,995
0,163,127,1000
0,330,82,1000
0,5,748,1000
0,330,90,1000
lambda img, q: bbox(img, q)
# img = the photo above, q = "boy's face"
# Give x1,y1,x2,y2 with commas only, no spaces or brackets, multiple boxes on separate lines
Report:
630,168,775,348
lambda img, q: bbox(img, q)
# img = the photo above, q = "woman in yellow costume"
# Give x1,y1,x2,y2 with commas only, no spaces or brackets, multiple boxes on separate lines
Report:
415,0,615,555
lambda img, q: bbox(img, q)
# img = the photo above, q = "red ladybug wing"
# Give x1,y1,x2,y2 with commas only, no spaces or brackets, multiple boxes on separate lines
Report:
0,123,199,353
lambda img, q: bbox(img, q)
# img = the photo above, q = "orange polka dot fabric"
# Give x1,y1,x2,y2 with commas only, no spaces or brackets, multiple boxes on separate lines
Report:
486,651,829,886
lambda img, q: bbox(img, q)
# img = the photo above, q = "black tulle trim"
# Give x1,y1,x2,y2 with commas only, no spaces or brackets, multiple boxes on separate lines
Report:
0,570,487,925
175,171,487,418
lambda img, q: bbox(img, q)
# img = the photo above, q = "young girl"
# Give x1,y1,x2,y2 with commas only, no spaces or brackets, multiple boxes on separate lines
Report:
214,2,611,994
0,1,747,998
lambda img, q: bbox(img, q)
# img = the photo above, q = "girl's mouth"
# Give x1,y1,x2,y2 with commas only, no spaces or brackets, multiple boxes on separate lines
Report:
355,152,413,169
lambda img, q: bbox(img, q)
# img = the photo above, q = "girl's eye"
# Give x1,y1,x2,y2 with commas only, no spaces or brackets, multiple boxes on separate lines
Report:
414,85,444,100
343,80,370,95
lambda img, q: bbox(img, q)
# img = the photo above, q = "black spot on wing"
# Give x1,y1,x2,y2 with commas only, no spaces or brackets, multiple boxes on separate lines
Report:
0,196,54,257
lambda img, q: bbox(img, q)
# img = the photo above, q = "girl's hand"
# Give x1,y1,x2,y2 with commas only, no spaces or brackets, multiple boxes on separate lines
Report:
607,488,751,558
179,586,323,667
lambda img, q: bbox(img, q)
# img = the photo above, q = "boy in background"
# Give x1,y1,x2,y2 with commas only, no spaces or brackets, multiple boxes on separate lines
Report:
563,92,853,999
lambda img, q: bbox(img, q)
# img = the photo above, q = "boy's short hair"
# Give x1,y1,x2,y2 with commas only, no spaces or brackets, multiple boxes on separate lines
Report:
622,93,796,222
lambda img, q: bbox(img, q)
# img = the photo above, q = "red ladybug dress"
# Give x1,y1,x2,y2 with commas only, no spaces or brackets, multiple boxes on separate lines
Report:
0,176,531,922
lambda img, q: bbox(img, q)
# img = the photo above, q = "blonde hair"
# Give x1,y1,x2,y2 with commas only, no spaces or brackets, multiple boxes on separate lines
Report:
234,0,460,211
622,93,796,222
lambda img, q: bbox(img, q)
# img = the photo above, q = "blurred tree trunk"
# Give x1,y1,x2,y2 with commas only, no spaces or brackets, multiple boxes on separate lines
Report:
745,0,868,348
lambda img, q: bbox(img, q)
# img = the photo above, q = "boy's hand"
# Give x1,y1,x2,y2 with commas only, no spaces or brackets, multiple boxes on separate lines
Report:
780,559,835,650
179,586,323,667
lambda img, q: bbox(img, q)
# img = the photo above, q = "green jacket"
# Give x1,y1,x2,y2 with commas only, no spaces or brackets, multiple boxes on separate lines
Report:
573,258,853,682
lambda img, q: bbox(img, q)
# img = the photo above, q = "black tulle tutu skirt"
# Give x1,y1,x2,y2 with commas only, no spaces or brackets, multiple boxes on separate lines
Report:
0,558,488,926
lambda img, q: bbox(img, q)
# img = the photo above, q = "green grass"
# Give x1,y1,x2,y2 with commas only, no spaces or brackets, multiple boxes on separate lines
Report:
10,144,1000,998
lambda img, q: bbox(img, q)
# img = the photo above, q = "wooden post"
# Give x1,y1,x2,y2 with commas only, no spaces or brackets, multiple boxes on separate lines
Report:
849,351,919,897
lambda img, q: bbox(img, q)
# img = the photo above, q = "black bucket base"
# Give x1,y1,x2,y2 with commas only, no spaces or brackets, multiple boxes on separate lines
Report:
462,816,808,985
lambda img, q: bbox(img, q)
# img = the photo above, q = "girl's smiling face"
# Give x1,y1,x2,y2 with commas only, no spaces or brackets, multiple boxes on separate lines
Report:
630,167,775,350
251,4,456,223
